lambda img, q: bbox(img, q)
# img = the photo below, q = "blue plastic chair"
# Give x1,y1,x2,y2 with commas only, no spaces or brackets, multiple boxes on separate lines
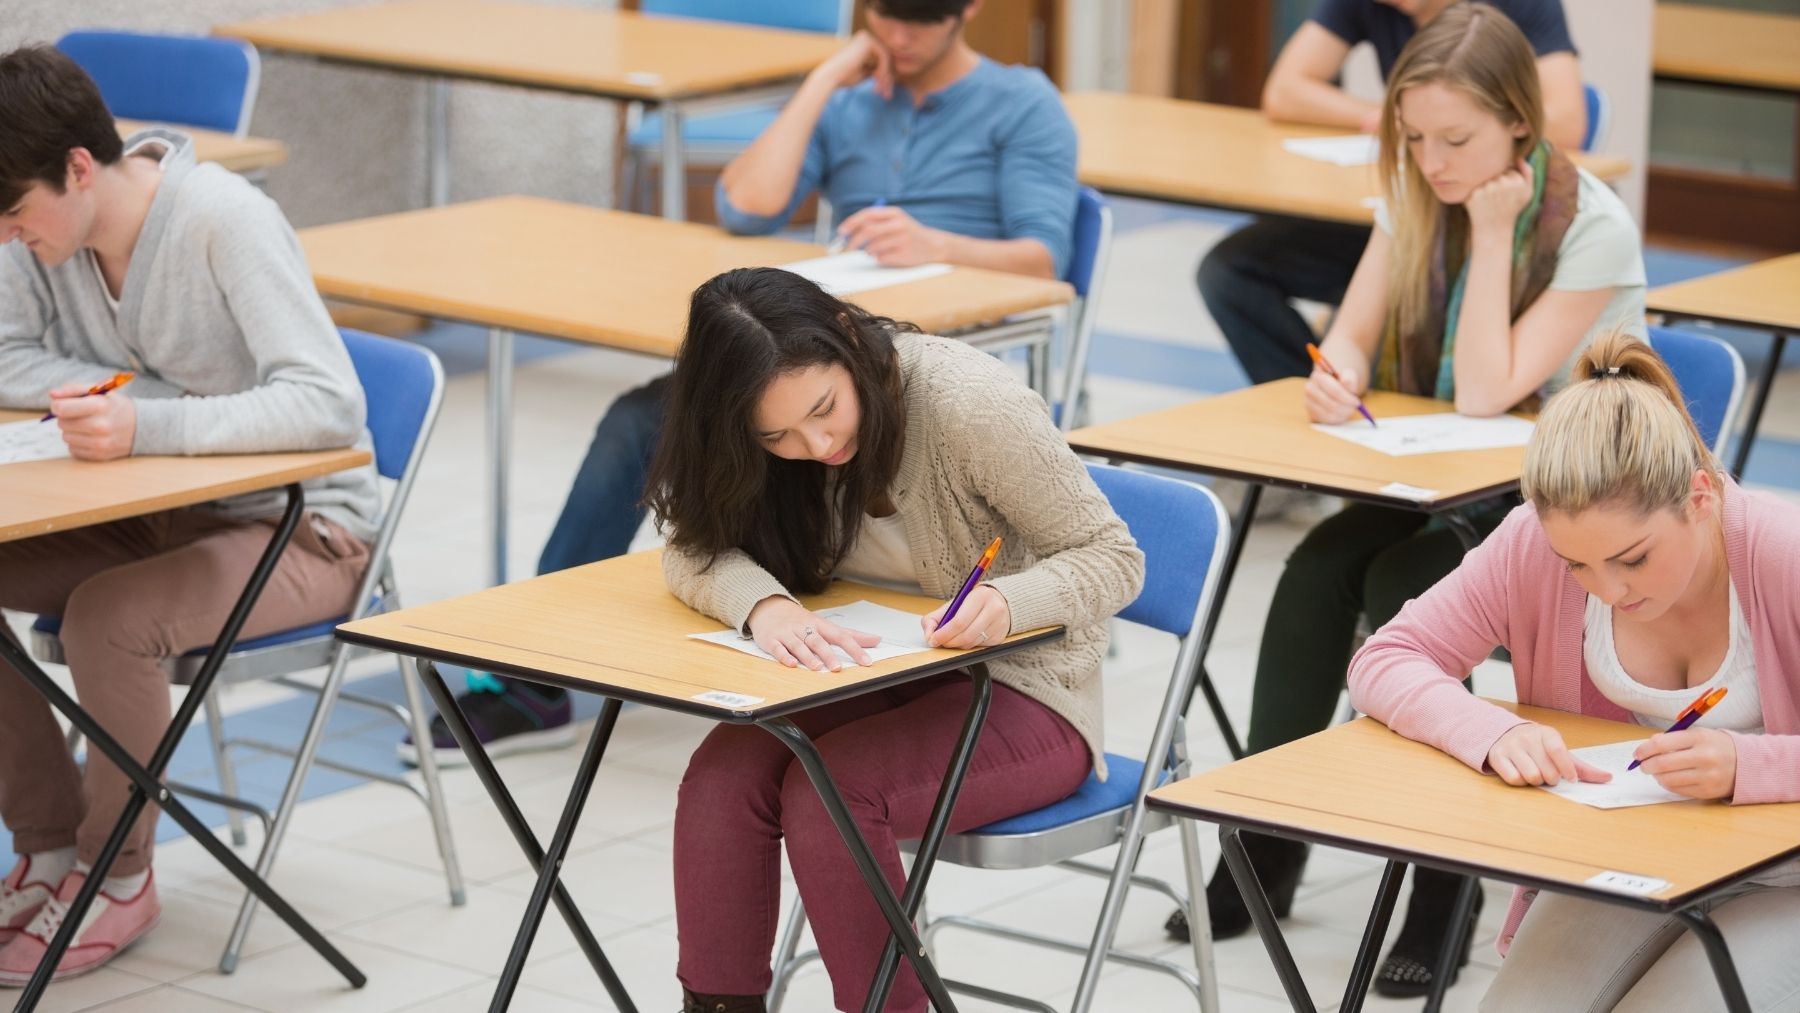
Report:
1581,82,1610,153
1649,325,1746,458
57,30,261,137
620,0,852,210
30,329,461,972
769,464,1228,1013
1056,187,1116,432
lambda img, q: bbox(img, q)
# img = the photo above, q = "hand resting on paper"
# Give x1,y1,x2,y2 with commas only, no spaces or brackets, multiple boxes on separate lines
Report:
920,584,1010,650
1486,722,1612,787
747,595,880,672
1633,727,1738,801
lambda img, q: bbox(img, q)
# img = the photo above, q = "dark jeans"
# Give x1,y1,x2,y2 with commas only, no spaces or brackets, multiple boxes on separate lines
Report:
1197,216,1372,385
494,374,669,702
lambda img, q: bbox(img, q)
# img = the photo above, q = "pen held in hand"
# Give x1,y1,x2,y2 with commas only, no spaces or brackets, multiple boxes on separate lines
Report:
935,536,1002,635
1627,685,1728,771
1305,343,1377,428
826,197,888,255
41,371,135,422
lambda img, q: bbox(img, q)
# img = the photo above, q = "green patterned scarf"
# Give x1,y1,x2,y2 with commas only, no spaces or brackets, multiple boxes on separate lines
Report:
1373,140,1580,403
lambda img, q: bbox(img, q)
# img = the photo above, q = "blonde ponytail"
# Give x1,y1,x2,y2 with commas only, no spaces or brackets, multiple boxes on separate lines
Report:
1522,329,1720,516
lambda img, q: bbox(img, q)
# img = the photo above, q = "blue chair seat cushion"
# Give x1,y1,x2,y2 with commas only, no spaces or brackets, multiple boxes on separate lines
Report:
964,754,1160,836
629,107,780,148
32,614,347,657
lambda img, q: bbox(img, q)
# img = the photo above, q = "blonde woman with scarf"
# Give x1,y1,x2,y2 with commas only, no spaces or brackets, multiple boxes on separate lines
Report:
1201,2,1645,998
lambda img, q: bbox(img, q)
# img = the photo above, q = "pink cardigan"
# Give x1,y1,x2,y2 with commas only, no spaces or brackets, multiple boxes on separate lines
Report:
1347,481,1800,952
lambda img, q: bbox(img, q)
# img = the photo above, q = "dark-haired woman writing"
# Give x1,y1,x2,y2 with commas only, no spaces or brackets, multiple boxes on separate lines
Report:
647,267,1144,1013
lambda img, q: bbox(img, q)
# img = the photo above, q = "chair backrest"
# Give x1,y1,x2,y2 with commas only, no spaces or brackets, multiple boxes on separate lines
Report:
640,0,851,35
1581,82,1609,153
1057,187,1114,431
1085,464,1227,640
57,31,261,137
1647,325,1745,459
339,328,443,483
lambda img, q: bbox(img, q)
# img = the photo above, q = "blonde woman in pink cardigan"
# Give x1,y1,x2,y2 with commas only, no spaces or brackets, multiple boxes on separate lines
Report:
1349,329,1800,1011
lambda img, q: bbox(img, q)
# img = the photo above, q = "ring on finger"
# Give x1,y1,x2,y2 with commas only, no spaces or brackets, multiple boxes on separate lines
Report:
976,630,989,644
800,625,816,639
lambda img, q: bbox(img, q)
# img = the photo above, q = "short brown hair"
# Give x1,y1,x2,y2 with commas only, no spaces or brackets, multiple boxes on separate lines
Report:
0,45,123,210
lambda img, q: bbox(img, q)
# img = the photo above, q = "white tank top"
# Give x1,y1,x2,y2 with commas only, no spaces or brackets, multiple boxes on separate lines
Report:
1582,582,1763,733
835,509,921,594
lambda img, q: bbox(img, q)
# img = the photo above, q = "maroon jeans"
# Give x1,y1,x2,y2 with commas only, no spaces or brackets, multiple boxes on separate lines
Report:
673,673,1091,1013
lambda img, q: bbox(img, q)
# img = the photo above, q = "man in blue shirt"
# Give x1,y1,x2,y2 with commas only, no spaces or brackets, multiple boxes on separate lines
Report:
1199,0,1584,385
402,0,1077,768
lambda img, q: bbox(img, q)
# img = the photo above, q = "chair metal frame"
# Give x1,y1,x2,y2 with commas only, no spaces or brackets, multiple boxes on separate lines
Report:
30,330,463,974
1057,187,1115,434
767,465,1229,1013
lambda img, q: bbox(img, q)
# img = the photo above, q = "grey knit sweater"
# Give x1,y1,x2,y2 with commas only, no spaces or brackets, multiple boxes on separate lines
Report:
0,130,379,541
665,332,1145,777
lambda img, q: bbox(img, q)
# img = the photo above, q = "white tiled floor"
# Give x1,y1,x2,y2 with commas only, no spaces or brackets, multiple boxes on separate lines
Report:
15,212,1797,1012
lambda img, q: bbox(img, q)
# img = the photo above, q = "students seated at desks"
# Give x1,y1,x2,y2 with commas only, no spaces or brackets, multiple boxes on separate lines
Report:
1350,331,1800,1012
0,47,378,982
653,267,1142,1013
1200,0,1586,387
1199,4,1645,997
403,0,1079,766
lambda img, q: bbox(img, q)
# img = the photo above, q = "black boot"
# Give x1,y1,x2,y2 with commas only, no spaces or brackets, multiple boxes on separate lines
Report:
1372,868,1484,998
680,989,766,1013
1165,833,1309,942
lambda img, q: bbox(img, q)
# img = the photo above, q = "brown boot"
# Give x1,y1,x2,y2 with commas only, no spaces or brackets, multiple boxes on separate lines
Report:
680,988,767,1013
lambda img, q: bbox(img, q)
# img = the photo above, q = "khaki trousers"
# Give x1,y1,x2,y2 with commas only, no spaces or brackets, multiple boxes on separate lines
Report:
0,508,368,876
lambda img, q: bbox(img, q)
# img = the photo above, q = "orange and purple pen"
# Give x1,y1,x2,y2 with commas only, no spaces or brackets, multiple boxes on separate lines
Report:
40,371,135,422
1627,686,1728,771
1305,343,1376,428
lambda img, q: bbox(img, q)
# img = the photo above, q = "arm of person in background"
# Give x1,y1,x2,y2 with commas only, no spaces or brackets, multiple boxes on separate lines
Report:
1536,51,1588,152
1262,21,1381,133
1450,162,1617,416
1304,226,1391,422
716,31,890,232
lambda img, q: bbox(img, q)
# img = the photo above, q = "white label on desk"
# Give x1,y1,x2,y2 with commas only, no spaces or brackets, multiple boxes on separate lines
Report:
1586,870,1670,897
626,71,663,86
1378,481,1440,501
692,690,764,708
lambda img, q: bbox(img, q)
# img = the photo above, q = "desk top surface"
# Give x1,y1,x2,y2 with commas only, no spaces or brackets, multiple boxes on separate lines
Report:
336,549,1062,721
1149,704,1800,908
1653,4,1800,93
1648,253,1800,334
0,410,370,543
1065,378,1526,511
1064,91,1630,224
300,196,1073,356
215,0,842,101
117,119,288,174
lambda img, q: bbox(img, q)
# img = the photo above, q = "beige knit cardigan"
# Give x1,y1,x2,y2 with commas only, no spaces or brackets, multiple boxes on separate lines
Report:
663,332,1145,778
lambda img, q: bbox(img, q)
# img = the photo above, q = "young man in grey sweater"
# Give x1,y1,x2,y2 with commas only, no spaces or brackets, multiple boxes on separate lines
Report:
0,45,379,984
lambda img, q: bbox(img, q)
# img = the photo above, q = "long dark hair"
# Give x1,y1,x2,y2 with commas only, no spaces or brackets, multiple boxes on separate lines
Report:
645,267,913,594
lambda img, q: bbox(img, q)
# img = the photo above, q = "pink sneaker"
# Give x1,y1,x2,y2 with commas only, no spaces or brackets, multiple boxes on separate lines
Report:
0,870,161,986
0,858,59,946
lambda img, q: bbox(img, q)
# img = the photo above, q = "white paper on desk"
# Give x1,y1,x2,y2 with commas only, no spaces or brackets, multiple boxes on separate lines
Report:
1312,412,1534,457
688,600,933,667
1537,740,1689,809
1282,134,1380,167
0,418,70,465
779,252,952,296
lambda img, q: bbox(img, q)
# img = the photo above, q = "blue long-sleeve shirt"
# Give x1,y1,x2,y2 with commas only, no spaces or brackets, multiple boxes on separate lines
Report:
715,57,1078,278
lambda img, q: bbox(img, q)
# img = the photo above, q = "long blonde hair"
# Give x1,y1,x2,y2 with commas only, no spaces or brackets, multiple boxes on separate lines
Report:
1378,2,1545,338
1523,329,1720,517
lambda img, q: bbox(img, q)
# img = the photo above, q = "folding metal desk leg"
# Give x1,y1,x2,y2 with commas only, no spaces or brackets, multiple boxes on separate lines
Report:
1674,907,1752,1013
5,486,364,1009
416,660,636,1013
1340,860,1406,1013
1220,826,1316,1012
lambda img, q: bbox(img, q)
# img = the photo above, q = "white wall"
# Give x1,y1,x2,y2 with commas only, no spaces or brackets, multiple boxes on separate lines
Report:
4,0,622,228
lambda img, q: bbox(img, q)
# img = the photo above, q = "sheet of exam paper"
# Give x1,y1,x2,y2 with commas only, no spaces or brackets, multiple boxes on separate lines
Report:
1537,740,1690,809
689,600,934,667
0,419,72,466
778,252,952,296
1312,412,1535,456
1282,134,1380,167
